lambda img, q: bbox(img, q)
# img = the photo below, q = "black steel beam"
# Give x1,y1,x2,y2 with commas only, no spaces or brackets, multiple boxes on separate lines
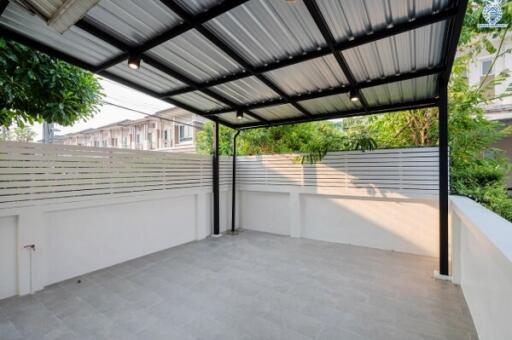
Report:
157,0,313,117
204,66,445,116
439,0,468,86
95,0,249,72
158,6,458,99
237,98,438,130
436,0,467,276
303,0,369,111
438,82,449,276
231,130,240,234
212,121,220,236
0,0,8,16
71,18,268,123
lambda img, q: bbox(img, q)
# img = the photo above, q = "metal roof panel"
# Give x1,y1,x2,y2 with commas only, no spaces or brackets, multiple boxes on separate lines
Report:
342,21,447,82
84,0,182,45
211,76,279,105
147,29,243,83
252,104,304,121
205,0,326,66
299,93,361,115
107,63,186,93
265,55,349,96
174,92,228,111
362,75,438,107
0,2,120,65
318,0,450,42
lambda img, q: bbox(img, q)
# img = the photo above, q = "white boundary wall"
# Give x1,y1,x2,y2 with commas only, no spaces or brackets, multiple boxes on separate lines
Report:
235,148,440,257
0,144,440,299
451,196,512,340
0,142,232,299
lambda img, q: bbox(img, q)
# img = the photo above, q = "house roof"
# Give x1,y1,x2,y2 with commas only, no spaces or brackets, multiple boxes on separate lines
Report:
0,0,467,129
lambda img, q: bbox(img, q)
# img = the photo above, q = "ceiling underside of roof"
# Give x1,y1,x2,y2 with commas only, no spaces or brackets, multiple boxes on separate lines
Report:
0,0,466,129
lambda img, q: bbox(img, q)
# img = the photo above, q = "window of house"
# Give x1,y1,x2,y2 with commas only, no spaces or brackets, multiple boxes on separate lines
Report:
94,140,99,147
136,134,140,144
122,137,128,147
481,59,494,76
480,59,495,98
101,140,107,147
111,138,118,147
164,130,168,141
178,125,193,143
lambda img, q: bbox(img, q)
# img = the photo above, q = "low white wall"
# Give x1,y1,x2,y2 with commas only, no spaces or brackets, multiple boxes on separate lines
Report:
236,186,438,256
0,187,232,299
451,196,512,340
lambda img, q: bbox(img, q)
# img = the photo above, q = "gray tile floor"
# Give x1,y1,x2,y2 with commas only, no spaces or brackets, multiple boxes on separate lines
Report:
0,231,477,340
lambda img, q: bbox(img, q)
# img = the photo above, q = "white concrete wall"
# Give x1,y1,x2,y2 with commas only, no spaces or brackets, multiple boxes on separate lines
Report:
0,216,17,300
236,186,439,256
451,196,512,340
0,187,231,299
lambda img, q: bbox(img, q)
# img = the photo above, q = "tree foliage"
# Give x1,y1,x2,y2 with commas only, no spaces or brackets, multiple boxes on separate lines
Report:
0,126,36,142
196,120,376,163
0,38,103,128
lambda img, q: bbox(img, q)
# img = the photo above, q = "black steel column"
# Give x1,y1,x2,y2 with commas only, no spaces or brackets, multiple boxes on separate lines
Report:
231,131,240,233
439,83,449,276
213,122,220,236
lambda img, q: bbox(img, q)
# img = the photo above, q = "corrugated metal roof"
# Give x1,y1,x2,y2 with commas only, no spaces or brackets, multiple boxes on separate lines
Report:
299,93,361,115
84,0,182,46
362,75,438,107
217,111,259,125
265,55,349,96
211,76,279,105
173,92,228,111
147,29,243,83
205,0,326,66
0,0,464,128
343,22,447,82
318,0,450,42
173,0,223,15
0,2,121,65
107,63,185,93
24,0,65,18
252,104,303,121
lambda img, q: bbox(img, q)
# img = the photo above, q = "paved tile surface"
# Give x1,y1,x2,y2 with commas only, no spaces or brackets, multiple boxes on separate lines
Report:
0,231,477,339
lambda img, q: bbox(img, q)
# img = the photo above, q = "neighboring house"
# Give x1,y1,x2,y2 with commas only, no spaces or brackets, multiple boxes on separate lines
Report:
469,33,512,190
53,108,205,153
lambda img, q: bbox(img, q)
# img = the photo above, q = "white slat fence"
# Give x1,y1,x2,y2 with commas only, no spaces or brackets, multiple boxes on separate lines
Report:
0,142,232,208
237,147,439,194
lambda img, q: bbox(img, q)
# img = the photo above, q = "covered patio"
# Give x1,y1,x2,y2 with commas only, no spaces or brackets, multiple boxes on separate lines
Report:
0,0,499,339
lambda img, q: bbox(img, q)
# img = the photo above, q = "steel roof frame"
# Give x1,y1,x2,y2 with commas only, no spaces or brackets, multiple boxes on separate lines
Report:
0,0,464,130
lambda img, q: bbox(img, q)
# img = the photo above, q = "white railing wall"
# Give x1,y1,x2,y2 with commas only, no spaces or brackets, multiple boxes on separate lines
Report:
450,196,512,340
235,147,439,256
0,142,232,299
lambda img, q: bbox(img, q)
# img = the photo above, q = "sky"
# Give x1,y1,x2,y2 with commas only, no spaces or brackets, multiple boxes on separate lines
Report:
32,77,173,141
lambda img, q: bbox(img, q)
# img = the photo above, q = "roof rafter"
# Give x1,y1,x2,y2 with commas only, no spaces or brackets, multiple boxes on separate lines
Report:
204,66,444,116
239,98,438,130
73,17,267,123
303,0,369,111
158,0,313,118
158,6,458,99
94,0,249,72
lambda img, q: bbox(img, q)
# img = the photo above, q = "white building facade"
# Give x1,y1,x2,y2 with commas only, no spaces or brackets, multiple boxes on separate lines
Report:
54,108,204,153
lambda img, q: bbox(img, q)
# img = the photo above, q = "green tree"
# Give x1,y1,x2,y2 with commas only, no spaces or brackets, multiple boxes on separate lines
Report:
0,38,103,128
196,120,375,162
0,126,36,142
